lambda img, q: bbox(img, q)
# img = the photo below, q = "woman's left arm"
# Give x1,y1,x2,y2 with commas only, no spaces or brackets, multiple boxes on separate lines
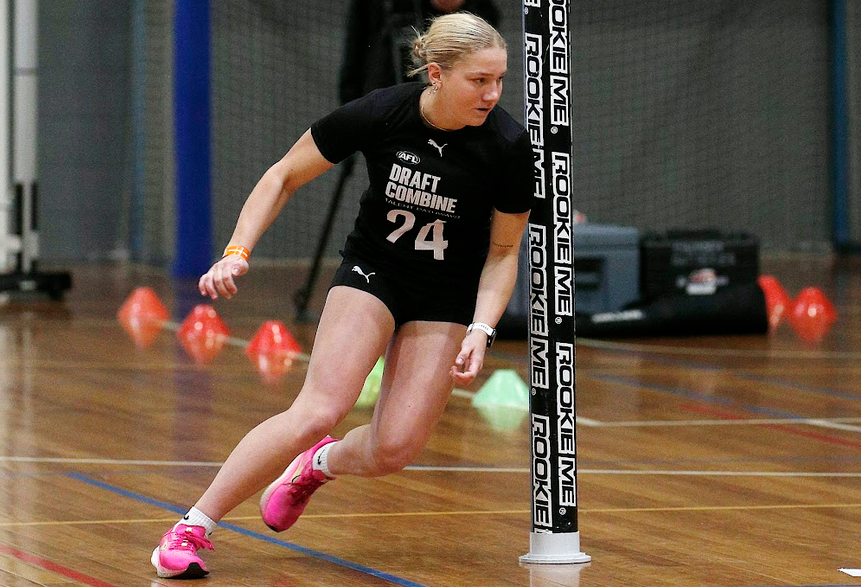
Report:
451,209,530,385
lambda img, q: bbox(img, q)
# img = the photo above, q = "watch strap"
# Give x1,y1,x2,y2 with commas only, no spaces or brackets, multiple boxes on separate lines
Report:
467,322,497,347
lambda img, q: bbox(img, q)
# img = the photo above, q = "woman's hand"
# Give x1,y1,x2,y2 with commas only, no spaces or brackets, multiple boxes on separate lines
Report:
198,255,249,300
450,332,487,386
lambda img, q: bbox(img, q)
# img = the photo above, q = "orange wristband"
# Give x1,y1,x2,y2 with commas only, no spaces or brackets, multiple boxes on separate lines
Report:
222,245,250,261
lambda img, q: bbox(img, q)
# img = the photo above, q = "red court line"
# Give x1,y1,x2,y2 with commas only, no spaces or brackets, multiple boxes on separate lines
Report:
0,543,120,587
679,403,861,450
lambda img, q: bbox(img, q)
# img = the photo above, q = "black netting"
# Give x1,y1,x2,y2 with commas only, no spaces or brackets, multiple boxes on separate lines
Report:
130,0,173,264
569,0,830,250
211,1,351,261
848,0,861,243
208,0,832,265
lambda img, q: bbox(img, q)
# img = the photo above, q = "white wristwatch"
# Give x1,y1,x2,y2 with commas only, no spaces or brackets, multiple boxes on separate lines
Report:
467,322,497,347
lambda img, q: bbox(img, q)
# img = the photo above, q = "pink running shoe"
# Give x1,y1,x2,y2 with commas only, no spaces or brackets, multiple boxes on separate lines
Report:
150,524,214,579
260,436,339,532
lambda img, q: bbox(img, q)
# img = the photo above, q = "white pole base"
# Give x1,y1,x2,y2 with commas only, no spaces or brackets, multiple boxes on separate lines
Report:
520,531,591,564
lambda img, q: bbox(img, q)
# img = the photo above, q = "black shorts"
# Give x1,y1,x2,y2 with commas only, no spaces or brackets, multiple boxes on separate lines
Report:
329,256,477,327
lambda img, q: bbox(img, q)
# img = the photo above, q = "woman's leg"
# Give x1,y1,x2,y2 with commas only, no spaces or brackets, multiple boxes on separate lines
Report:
324,320,465,477
193,286,395,521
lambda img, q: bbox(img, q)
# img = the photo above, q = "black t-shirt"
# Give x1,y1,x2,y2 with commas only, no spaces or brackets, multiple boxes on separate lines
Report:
311,82,533,286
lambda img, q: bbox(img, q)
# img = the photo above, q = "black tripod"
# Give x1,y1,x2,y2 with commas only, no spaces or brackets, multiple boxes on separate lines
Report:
292,0,423,322
292,154,356,322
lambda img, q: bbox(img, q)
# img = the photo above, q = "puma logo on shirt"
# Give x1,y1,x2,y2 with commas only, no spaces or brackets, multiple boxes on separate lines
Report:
428,139,447,156
351,266,375,283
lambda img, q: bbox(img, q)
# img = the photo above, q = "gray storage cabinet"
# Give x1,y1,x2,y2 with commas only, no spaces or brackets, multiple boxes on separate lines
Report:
503,224,640,331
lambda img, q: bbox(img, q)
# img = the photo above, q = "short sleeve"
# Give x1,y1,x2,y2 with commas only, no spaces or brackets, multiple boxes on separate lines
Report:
310,91,378,164
493,130,535,214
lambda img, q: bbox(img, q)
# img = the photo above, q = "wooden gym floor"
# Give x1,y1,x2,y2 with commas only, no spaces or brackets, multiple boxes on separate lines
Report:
0,253,859,587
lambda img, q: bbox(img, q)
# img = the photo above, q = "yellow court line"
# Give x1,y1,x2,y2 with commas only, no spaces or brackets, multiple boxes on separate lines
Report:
2,502,861,528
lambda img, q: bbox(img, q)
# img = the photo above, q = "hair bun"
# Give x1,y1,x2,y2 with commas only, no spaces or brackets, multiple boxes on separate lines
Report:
412,36,427,63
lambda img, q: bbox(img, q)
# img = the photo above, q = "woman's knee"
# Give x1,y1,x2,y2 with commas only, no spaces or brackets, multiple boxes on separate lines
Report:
276,402,343,444
369,435,423,475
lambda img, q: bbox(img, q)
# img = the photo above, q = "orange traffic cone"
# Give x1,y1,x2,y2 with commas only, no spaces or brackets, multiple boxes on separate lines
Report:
246,320,302,383
177,305,230,363
757,275,791,331
788,287,837,343
117,287,169,348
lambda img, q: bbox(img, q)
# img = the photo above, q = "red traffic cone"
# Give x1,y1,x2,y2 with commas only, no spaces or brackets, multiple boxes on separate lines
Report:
246,320,302,383
788,287,837,343
177,305,230,363
117,287,169,348
757,275,791,331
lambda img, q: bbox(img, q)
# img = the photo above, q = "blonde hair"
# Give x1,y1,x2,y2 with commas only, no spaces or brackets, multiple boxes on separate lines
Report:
409,13,506,78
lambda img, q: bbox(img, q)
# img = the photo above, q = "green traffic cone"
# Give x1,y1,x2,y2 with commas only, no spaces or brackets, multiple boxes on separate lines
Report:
475,404,529,432
355,357,384,407
471,369,529,409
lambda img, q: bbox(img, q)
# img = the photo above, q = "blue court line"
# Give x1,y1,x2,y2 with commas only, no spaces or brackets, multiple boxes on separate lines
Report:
735,372,861,403
588,373,805,420
67,472,430,587
0,471,95,479
10,455,858,482
587,347,861,406
496,344,861,411
641,350,861,404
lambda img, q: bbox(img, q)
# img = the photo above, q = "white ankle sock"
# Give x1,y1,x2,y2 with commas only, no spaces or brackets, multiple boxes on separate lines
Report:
177,506,216,536
311,442,337,479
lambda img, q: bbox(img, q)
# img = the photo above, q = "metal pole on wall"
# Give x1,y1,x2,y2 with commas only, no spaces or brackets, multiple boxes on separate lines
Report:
12,0,36,275
520,0,590,565
830,0,854,251
0,0,11,273
0,0,69,299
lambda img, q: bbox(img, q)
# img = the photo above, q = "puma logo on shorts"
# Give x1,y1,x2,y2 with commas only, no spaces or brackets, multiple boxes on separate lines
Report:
332,257,474,327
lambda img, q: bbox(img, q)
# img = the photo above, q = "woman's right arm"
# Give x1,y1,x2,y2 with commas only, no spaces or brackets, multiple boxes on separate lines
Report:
199,129,335,299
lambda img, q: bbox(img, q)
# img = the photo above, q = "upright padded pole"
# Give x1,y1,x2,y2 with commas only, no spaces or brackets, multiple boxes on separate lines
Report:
173,0,212,277
520,0,590,565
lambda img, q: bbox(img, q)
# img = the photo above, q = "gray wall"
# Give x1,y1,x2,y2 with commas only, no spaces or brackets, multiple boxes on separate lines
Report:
38,0,132,262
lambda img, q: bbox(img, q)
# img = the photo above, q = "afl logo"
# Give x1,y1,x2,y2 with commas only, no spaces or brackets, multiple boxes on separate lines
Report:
396,151,420,165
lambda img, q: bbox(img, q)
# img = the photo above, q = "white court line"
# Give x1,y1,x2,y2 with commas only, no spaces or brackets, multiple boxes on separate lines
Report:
578,470,861,477
578,337,861,359
2,456,860,477
406,466,528,473
805,419,861,433
408,467,861,477
578,417,861,431
408,469,861,478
